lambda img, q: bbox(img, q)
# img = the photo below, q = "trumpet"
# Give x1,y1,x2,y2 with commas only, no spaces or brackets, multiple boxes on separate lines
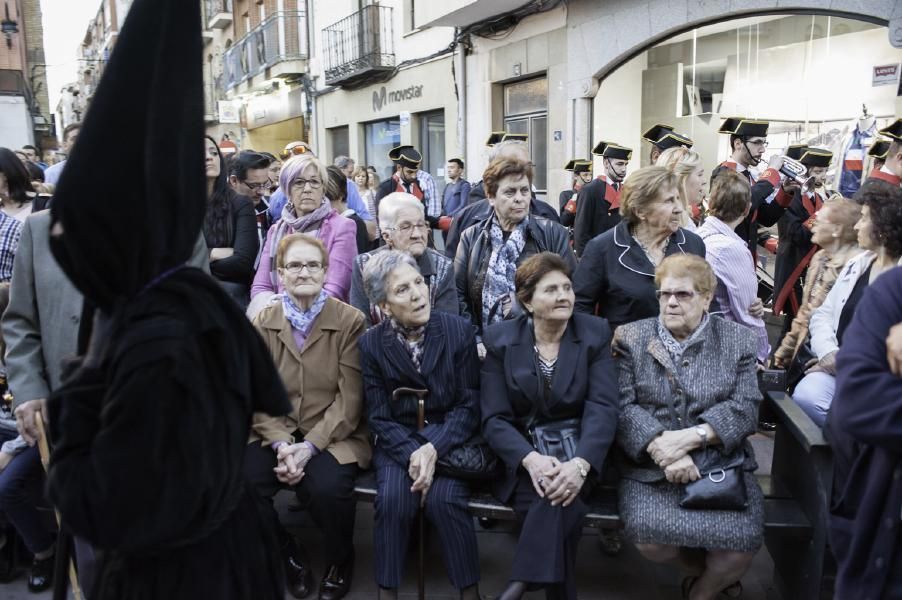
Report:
779,156,814,187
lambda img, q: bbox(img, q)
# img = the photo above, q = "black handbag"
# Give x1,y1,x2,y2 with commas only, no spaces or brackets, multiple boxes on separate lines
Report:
436,435,502,481
528,417,581,463
679,447,748,510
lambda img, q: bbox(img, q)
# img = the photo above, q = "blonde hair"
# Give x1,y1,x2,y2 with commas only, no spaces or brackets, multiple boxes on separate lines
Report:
619,166,679,227
656,147,703,227
655,254,716,297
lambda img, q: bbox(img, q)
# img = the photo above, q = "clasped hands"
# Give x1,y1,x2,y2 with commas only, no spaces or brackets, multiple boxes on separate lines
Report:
647,430,701,485
409,442,437,506
273,442,315,486
521,451,586,507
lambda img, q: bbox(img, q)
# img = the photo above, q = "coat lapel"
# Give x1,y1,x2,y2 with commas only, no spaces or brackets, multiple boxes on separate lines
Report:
647,335,675,373
613,222,655,277
417,315,445,380
509,319,542,406
549,320,580,404
380,322,426,386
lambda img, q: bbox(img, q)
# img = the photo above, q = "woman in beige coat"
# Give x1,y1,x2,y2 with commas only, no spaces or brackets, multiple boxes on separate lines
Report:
244,233,369,600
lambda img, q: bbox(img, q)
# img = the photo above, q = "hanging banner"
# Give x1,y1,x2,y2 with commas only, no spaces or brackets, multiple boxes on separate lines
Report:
872,63,900,87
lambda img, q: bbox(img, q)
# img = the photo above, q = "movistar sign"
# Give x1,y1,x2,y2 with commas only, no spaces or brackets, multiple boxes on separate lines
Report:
372,84,424,112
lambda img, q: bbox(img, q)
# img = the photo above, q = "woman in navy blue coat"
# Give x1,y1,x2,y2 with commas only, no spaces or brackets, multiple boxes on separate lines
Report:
358,250,481,600
481,252,620,600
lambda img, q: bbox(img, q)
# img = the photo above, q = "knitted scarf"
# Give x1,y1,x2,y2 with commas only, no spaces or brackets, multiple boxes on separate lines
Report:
281,289,328,337
481,217,527,327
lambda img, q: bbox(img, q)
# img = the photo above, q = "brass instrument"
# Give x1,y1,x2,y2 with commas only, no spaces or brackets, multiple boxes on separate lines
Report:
779,156,814,188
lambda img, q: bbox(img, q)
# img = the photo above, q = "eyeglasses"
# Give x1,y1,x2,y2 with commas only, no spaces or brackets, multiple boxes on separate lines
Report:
655,290,696,302
388,221,429,235
242,179,272,192
279,145,311,160
746,139,769,147
282,261,324,274
292,178,323,190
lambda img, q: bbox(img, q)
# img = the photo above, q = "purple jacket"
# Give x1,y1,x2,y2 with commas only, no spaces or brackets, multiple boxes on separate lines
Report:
251,210,356,302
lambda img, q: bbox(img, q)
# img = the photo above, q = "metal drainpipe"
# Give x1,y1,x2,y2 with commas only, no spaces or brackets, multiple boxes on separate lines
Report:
455,32,467,164
304,0,317,148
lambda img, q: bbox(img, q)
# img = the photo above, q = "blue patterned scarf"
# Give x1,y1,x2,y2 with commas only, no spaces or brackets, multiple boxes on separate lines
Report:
657,312,710,362
281,289,328,337
481,217,527,327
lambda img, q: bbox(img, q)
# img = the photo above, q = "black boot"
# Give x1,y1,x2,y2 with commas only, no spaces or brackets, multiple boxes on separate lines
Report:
319,551,353,600
27,554,54,593
283,540,313,599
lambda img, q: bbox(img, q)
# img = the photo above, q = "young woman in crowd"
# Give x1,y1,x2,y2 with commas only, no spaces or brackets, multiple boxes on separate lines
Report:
454,157,575,348
0,149,35,223
359,250,482,600
354,166,378,232
614,254,764,600
794,179,902,426
245,233,369,600
772,198,861,370
481,252,620,600
203,136,259,307
655,147,707,230
697,171,770,363
350,192,457,326
250,153,357,316
573,166,706,330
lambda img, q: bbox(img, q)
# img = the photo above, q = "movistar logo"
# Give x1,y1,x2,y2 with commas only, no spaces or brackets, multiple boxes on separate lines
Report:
372,84,424,111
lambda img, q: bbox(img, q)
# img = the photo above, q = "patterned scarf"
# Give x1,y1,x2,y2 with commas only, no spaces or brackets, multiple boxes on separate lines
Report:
657,312,710,362
268,199,334,289
281,289,328,337
389,318,427,371
481,217,528,327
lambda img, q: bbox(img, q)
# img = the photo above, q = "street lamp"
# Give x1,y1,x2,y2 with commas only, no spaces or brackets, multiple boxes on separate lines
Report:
1,3,18,49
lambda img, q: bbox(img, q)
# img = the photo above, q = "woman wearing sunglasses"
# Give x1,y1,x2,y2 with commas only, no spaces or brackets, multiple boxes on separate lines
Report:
249,153,357,318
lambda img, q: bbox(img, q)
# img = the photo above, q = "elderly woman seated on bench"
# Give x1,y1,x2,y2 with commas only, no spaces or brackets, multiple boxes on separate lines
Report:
613,254,764,600
481,252,620,600
358,250,482,600
244,233,371,600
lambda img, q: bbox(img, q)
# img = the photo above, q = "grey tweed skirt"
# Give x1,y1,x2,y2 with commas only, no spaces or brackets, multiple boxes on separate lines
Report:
618,471,764,553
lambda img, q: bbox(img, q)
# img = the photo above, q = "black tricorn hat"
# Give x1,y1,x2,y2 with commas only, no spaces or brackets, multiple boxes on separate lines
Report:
389,145,422,169
643,124,694,150
591,141,632,161
785,144,808,161
869,140,891,159
799,148,833,168
564,159,592,174
718,117,769,138
485,131,528,147
878,118,902,142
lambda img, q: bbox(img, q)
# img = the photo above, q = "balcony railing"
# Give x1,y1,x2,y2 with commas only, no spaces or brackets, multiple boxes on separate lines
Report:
223,10,307,92
205,0,233,30
323,5,395,87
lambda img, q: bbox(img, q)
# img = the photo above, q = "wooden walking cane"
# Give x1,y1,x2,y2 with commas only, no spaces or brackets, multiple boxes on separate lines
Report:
34,412,84,600
391,387,430,600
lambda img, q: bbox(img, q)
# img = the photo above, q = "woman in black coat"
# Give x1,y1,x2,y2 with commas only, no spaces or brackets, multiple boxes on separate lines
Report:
573,166,705,329
43,1,290,597
481,252,620,600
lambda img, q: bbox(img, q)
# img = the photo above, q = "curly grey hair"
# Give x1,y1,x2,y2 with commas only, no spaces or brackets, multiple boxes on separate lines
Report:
362,250,419,306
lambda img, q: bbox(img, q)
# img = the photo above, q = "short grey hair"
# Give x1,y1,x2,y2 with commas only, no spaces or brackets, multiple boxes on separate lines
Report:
378,192,424,231
333,155,354,170
362,250,419,306
489,140,528,161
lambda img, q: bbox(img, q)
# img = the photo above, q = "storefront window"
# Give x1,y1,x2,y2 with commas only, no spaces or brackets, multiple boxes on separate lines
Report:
418,110,445,180
505,77,548,192
365,118,401,182
593,14,900,187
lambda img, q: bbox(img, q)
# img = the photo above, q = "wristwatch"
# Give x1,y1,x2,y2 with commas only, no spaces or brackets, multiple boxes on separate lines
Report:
573,457,589,479
695,426,708,450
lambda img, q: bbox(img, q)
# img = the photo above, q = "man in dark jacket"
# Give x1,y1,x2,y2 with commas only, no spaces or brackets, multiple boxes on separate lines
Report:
559,159,592,229
572,141,631,256
826,265,902,600
445,137,559,259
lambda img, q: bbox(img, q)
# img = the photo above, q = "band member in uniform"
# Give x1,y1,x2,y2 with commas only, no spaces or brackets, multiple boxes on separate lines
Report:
710,117,796,256
573,141,632,256
642,123,694,165
866,118,902,186
773,147,835,318
868,139,890,173
375,145,440,228
559,159,592,229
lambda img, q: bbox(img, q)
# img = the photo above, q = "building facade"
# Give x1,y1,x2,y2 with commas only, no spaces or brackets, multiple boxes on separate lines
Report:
0,0,52,151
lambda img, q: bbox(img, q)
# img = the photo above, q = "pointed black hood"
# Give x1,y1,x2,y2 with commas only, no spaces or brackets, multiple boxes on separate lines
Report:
50,0,205,312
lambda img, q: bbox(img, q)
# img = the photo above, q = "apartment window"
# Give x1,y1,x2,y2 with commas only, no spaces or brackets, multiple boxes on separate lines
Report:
504,77,548,192
365,118,401,182
329,126,350,161
418,110,445,180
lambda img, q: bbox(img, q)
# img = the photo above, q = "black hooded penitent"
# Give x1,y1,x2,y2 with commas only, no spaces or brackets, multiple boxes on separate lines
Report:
44,0,289,598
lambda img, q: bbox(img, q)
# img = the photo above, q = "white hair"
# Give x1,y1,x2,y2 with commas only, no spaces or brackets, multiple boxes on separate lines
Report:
362,250,419,305
488,140,528,161
378,192,425,231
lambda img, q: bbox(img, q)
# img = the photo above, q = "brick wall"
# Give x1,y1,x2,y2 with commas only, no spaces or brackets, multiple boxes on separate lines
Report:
20,0,51,122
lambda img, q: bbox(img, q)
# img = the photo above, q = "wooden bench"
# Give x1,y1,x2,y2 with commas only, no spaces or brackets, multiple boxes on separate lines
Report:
347,391,831,599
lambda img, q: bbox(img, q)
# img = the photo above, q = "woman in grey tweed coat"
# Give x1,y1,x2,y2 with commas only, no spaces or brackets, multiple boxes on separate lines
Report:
613,254,763,600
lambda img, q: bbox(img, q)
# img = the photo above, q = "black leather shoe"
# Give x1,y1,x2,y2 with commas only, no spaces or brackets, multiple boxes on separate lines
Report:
318,553,353,600
285,555,313,599
27,555,54,592
757,419,777,432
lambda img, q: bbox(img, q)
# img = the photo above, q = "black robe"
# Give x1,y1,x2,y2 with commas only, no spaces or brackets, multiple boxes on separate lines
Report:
572,176,621,257
772,189,827,316
558,189,576,228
